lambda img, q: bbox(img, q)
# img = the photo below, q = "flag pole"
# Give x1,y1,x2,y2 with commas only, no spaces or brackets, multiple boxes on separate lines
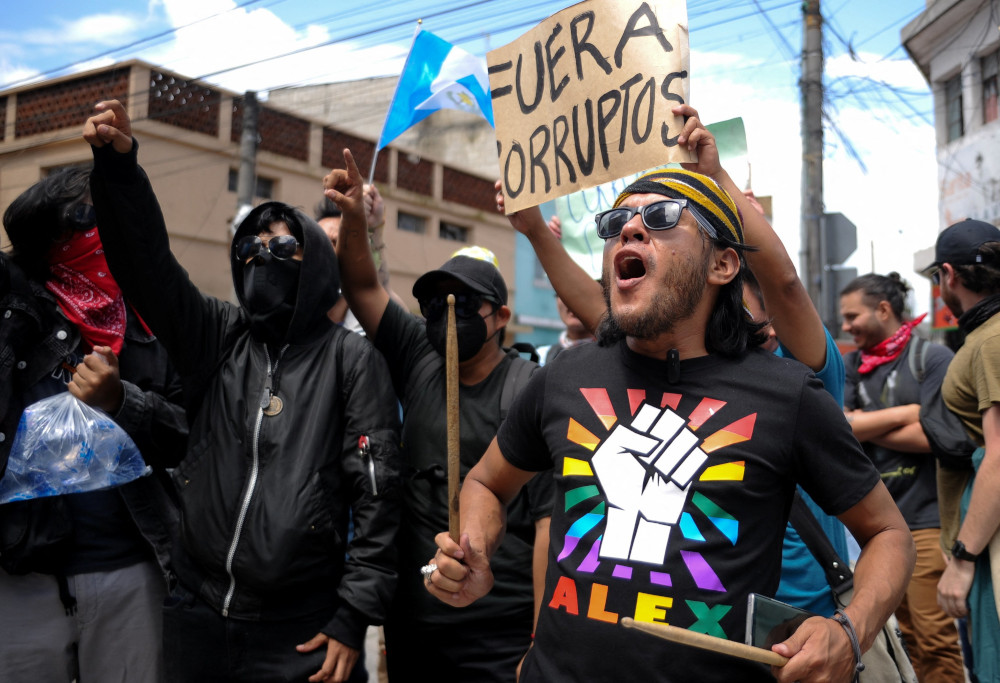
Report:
370,19,423,185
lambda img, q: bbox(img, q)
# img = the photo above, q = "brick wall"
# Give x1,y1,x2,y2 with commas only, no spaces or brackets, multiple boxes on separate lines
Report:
397,154,433,196
148,71,221,137
321,128,387,183
231,97,309,162
442,167,494,213
15,69,129,138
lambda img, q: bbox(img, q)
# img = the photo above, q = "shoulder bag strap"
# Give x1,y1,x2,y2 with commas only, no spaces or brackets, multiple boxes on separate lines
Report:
788,492,854,597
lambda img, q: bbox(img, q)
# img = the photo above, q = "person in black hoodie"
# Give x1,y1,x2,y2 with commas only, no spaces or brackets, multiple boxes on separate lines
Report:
83,100,402,683
0,167,187,682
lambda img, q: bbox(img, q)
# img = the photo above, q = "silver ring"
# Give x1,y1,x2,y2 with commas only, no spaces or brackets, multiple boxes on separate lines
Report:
420,563,437,578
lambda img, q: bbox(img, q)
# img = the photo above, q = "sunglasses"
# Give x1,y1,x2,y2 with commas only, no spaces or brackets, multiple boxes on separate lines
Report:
594,198,718,240
419,293,498,321
62,203,96,233
930,268,941,285
236,234,301,262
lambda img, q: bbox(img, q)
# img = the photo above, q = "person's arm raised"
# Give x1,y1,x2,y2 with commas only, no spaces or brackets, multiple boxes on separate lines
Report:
674,104,828,371
496,182,605,334
324,150,388,339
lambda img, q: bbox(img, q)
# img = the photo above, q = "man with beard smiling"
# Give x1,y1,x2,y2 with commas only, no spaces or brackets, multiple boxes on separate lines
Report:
425,110,914,683
324,155,553,682
839,273,965,682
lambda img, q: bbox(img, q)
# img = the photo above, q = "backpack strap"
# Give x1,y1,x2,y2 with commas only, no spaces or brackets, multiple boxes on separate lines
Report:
500,355,538,422
509,341,540,363
409,349,443,396
907,335,928,384
788,492,854,597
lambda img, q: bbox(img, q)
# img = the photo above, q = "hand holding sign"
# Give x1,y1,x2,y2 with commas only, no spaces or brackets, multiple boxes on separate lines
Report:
674,105,723,178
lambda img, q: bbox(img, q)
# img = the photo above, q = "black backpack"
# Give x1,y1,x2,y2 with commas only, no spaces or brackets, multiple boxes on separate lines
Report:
851,337,975,470
906,337,977,471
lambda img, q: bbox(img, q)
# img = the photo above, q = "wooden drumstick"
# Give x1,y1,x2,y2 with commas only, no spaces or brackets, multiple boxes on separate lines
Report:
446,294,460,542
621,617,789,667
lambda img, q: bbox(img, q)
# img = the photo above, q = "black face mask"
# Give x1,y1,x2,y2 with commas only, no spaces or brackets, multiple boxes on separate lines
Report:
242,254,301,342
425,312,498,362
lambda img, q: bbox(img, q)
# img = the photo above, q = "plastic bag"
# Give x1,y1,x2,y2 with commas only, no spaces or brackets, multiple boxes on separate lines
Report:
0,393,150,504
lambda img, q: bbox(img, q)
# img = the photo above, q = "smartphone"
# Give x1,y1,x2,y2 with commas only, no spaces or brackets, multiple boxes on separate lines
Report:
745,593,817,649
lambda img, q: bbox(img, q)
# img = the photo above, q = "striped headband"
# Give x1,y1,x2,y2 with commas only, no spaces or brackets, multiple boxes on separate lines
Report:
613,169,744,245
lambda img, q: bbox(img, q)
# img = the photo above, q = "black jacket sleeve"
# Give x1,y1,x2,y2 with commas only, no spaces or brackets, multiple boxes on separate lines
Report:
89,142,241,387
113,315,189,470
322,333,402,648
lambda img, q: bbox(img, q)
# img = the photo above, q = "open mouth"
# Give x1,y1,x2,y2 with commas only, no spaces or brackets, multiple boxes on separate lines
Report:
617,255,647,281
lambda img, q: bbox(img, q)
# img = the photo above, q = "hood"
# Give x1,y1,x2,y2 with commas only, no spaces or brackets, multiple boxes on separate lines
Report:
230,201,340,344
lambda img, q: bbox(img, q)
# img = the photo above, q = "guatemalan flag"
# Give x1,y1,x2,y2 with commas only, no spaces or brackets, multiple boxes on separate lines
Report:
376,30,495,152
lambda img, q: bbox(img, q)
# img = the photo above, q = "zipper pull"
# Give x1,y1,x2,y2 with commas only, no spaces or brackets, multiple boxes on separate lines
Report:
359,436,377,496
260,370,273,410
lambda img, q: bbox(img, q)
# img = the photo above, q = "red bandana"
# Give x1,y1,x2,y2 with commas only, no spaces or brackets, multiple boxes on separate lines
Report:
857,313,927,375
45,228,128,354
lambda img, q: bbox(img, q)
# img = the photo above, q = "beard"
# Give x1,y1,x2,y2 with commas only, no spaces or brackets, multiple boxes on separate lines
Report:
597,249,708,344
940,286,964,318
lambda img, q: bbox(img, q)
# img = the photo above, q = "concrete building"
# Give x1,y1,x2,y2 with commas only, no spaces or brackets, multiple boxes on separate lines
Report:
0,60,519,324
903,0,1000,274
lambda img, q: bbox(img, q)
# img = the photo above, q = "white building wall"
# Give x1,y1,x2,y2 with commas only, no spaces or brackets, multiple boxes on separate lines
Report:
920,1,1000,228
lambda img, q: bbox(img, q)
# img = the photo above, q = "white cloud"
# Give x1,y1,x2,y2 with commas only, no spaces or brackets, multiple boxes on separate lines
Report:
140,0,408,93
826,51,929,91
0,55,38,87
65,14,142,44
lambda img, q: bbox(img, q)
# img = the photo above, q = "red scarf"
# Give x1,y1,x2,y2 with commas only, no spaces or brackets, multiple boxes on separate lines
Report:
857,313,927,375
45,228,129,354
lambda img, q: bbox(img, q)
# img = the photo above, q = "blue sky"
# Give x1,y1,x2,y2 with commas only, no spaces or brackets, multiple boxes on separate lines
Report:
0,0,938,313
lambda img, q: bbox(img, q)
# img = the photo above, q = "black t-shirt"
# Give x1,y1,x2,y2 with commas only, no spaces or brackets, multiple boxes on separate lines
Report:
499,342,879,683
844,340,952,530
375,301,554,627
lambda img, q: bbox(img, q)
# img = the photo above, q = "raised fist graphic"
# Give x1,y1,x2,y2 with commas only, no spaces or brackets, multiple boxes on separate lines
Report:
591,403,707,565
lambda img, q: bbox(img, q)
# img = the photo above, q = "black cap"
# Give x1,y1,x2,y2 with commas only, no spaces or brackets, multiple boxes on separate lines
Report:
931,219,1000,269
413,254,508,305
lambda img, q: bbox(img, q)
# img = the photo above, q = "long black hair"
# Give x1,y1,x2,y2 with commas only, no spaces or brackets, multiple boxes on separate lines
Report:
706,249,769,356
3,166,92,281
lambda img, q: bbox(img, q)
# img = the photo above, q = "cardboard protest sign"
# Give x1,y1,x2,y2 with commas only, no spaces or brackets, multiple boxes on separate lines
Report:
488,0,693,214
552,118,749,277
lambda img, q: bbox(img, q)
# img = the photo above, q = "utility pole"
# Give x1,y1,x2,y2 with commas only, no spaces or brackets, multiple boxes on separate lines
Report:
800,0,824,315
232,90,259,236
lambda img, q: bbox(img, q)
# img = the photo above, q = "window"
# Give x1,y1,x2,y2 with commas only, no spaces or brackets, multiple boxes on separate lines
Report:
397,211,426,234
945,73,964,142
983,49,999,124
439,221,469,243
227,169,274,199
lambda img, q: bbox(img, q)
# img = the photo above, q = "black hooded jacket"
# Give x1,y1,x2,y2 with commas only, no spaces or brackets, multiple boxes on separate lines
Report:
89,141,401,648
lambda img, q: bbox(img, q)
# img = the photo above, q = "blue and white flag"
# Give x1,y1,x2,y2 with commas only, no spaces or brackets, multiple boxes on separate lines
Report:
376,30,494,152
